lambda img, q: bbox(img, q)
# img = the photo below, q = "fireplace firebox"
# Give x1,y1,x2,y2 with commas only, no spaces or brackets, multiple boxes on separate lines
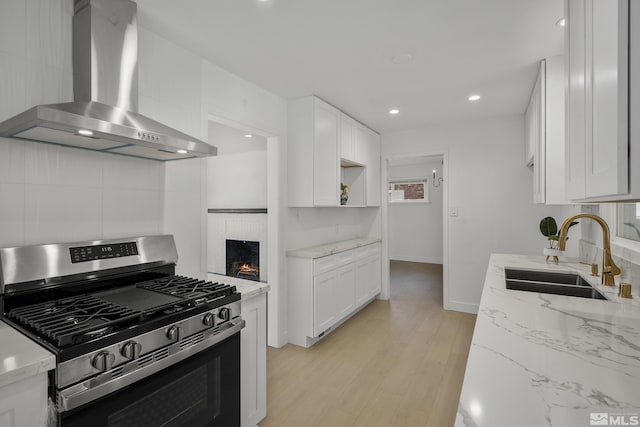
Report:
226,240,260,282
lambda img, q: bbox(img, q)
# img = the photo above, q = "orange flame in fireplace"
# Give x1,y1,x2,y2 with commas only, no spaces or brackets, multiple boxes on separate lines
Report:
239,264,259,274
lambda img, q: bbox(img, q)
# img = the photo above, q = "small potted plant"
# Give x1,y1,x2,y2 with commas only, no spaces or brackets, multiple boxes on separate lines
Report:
340,183,351,205
540,216,578,263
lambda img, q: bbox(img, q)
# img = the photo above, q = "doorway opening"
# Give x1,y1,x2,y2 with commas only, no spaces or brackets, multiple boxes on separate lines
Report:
383,153,448,308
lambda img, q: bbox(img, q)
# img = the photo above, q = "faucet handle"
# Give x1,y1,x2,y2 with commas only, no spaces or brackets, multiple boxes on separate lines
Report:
591,264,599,277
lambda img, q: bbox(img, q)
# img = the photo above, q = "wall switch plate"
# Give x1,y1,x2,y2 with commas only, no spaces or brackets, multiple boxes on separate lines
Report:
449,207,459,217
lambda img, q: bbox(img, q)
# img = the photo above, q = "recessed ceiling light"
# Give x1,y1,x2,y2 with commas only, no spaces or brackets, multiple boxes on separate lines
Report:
177,149,188,154
556,18,566,27
77,129,94,136
468,94,481,102
392,53,413,65
244,134,253,138
389,109,400,115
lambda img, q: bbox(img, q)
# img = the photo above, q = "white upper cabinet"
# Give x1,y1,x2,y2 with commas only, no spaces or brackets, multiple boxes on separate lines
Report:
288,96,340,207
565,0,637,201
340,114,364,165
526,56,571,205
362,126,381,206
288,96,381,207
527,61,545,204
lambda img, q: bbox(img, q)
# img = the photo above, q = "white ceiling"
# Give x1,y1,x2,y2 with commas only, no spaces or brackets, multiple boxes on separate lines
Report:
135,0,564,133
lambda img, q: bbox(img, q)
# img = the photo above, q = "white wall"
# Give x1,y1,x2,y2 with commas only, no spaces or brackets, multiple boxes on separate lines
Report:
382,116,580,313
285,208,381,252
0,0,165,249
206,122,267,209
388,159,444,264
0,0,292,346
138,20,290,345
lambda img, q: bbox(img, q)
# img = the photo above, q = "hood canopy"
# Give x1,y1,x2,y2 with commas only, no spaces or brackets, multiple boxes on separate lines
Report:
0,0,216,161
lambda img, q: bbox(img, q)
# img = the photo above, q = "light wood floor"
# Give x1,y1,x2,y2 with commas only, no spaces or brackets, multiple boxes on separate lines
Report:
259,261,477,427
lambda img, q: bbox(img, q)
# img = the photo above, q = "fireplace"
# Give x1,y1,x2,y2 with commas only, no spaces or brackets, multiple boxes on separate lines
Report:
226,240,260,282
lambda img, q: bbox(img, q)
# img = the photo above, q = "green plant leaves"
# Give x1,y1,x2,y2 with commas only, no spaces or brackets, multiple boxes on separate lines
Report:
540,217,558,238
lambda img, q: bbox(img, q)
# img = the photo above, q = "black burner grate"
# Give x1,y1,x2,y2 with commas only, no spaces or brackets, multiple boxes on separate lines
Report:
7,295,143,347
138,275,236,303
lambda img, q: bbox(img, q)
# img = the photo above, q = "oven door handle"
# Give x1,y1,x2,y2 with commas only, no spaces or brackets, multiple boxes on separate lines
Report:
57,317,245,413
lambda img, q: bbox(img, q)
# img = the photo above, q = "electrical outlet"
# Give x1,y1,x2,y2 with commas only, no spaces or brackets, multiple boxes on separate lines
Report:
449,207,459,217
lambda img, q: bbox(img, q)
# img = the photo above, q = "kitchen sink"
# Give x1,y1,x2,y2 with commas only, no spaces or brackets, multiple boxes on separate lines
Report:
504,268,607,300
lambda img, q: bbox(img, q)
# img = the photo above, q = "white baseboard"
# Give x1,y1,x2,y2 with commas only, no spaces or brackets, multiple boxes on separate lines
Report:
390,254,443,264
445,299,478,314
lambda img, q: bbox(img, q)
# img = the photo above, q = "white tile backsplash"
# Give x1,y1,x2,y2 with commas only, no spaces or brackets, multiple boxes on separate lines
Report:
0,52,28,121
102,153,164,191
163,191,203,275
0,138,26,184
24,61,68,107
0,0,27,58
103,189,163,238
24,184,103,244
24,141,104,187
164,158,202,194
0,183,25,247
25,0,72,70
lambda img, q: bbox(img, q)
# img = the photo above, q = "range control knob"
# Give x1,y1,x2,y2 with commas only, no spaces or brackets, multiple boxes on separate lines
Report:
203,312,216,327
121,341,142,360
218,307,231,322
166,325,181,341
91,351,116,373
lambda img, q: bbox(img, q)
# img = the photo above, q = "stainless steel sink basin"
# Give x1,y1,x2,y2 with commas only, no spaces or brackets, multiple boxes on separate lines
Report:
505,268,607,300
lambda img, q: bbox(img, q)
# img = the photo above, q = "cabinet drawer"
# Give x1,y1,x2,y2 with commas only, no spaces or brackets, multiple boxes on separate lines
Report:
314,255,337,275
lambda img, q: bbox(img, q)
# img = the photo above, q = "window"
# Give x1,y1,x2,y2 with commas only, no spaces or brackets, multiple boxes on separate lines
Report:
388,180,429,203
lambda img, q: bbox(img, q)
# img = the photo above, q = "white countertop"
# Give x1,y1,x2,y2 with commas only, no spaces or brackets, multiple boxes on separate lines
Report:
0,321,55,389
456,254,640,426
286,237,381,259
189,272,270,300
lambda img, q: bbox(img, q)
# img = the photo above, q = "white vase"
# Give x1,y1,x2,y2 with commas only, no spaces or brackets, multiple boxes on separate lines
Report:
543,248,563,263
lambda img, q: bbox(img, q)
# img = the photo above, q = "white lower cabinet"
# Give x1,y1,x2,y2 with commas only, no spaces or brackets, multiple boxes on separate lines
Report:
241,292,267,427
0,372,49,427
288,242,381,348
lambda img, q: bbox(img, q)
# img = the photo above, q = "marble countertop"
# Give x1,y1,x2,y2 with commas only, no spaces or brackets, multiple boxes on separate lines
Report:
0,321,55,389
189,272,270,300
286,237,381,259
456,254,640,427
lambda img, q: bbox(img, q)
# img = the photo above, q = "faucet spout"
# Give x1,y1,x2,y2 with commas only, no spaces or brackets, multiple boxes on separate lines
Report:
558,213,621,286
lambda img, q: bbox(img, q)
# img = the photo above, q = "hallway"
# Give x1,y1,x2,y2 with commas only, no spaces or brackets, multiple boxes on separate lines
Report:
260,261,477,427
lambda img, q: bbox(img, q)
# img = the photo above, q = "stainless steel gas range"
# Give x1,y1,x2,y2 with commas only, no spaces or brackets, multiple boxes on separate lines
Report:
0,235,244,427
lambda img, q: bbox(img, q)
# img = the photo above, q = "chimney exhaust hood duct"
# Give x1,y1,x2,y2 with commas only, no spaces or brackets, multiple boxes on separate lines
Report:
0,0,216,161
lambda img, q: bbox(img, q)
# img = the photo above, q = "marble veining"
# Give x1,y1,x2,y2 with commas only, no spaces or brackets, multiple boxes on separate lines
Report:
456,254,640,427
0,321,55,389
286,237,381,259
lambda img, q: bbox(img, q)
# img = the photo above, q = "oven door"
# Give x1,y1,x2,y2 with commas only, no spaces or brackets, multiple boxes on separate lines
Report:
60,332,240,427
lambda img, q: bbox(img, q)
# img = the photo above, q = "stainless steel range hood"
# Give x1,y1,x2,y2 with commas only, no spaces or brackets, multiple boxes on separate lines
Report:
0,0,216,161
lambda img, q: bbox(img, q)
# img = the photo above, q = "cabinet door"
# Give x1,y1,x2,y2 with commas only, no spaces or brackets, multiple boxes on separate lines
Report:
355,258,370,306
585,0,628,197
340,114,356,162
314,270,339,336
545,55,571,205
313,100,340,206
336,263,356,317
241,294,267,427
530,61,546,204
0,373,49,427
565,0,630,201
364,128,382,206
565,0,587,200
366,247,382,298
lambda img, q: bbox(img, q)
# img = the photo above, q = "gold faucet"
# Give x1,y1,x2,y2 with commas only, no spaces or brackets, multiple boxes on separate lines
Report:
558,213,621,286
